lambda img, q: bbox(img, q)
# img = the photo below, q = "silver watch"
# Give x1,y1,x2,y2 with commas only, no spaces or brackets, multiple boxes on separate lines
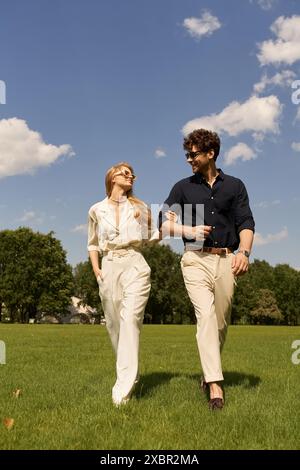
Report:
237,249,250,258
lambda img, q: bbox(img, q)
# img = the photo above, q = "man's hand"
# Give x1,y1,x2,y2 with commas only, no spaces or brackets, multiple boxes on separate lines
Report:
232,253,249,276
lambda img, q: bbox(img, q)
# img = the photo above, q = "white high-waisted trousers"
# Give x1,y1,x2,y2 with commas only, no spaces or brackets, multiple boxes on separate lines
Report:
98,248,151,402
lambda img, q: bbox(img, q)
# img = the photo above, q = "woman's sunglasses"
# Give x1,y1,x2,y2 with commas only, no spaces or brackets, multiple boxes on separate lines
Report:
114,169,137,181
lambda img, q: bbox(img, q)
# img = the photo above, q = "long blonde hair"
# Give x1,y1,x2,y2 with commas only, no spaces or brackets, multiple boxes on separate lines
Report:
105,162,140,207
105,162,152,235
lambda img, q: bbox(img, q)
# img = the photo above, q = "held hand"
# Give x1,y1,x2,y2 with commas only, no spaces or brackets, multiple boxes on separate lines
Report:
232,253,249,276
192,225,212,241
165,210,178,223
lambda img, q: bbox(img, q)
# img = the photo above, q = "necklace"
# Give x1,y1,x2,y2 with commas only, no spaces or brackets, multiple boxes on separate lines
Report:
109,197,127,204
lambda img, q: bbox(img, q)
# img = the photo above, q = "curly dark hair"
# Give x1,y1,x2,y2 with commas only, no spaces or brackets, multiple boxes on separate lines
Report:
183,129,221,161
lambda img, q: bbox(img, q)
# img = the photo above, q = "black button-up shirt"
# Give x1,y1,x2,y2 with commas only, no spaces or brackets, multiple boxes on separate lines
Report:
159,169,255,251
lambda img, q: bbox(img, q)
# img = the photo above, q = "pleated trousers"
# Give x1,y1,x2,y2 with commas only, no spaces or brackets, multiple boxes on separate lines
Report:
98,249,151,402
181,250,236,382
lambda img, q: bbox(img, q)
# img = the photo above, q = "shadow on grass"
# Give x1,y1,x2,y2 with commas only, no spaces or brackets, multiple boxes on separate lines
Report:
190,371,261,389
135,372,180,398
224,371,261,388
136,370,261,398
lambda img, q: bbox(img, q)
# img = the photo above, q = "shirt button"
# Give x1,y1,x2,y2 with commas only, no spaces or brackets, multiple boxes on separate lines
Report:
214,241,218,245
213,226,216,229
211,211,214,215
211,196,214,200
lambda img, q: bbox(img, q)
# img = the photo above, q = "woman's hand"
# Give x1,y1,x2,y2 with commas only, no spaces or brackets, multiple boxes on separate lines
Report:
191,225,212,240
164,211,212,240
165,210,178,223
94,268,103,282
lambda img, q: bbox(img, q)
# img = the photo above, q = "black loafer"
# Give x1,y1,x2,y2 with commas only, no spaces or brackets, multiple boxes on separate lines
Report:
208,397,224,410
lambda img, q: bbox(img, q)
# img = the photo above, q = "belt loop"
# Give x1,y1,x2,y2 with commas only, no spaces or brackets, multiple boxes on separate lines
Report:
107,251,113,261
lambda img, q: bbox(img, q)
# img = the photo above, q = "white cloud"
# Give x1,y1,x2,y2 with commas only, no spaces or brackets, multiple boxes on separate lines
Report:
154,148,167,158
183,10,221,40
254,200,280,209
252,132,265,142
291,142,300,152
257,15,300,66
224,143,257,166
19,211,36,222
0,118,74,179
72,224,87,233
254,227,288,246
254,0,276,11
18,210,43,224
182,95,282,138
253,70,296,94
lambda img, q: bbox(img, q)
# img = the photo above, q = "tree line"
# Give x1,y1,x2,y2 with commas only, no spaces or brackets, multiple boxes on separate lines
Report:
1,228,299,325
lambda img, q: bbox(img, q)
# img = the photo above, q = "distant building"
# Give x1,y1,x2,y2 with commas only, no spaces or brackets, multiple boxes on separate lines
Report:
38,314,60,324
2,297,104,324
61,296,99,324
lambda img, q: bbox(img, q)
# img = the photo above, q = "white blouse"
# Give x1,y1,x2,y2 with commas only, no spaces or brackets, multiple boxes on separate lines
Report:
87,197,160,253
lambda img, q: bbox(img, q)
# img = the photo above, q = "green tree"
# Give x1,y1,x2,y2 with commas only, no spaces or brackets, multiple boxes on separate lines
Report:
0,228,74,322
141,244,194,324
273,264,300,325
73,260,103,316
248,259,275,290
231,274,257,324
249,288,283,325
232,259,275,324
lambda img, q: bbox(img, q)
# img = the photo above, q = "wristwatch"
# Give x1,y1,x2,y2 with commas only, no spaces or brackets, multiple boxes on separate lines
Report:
237,249,250,258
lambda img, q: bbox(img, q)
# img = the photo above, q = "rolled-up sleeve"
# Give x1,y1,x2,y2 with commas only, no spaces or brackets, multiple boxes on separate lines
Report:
87,208,100,252
234,180,255,233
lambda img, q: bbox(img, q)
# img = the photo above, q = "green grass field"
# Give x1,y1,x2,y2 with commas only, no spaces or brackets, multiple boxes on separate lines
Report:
0,324,299,450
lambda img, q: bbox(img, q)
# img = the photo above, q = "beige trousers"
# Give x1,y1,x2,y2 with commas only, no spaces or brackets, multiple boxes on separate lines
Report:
181,251,236,383
98,249,151,402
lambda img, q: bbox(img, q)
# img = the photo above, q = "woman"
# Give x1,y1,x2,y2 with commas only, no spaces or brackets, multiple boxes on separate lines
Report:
87,162,160,406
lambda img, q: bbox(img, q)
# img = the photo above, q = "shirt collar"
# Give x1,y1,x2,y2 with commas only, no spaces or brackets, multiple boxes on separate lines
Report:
195,168,225,184
217,169,225,180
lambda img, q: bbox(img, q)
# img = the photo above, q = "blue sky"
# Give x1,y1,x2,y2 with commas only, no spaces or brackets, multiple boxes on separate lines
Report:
0,0,300,268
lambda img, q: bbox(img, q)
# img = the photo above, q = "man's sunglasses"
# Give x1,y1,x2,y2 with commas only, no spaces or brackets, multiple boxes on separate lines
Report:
185,151,203,160
114,169,137,181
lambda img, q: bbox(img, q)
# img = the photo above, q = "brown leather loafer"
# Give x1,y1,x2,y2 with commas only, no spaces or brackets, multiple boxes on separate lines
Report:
208,397,224,410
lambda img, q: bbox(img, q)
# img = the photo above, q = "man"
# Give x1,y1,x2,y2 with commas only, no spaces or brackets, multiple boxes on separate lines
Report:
160,128,255,410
